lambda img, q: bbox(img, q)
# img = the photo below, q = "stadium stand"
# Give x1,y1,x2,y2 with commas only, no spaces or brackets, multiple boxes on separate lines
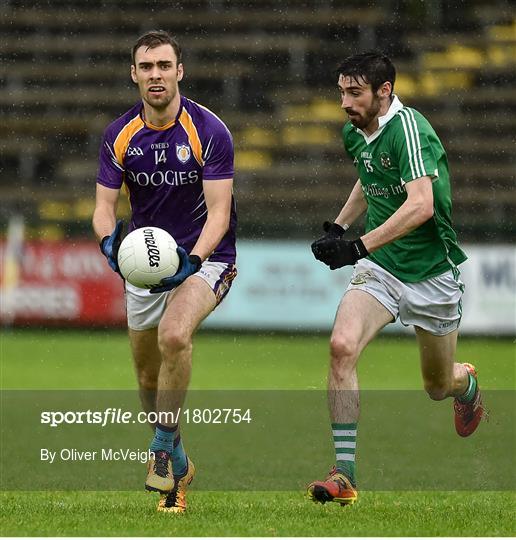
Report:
1,1,514,241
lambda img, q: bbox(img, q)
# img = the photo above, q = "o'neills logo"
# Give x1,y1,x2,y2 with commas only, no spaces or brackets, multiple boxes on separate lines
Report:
143,229,160,268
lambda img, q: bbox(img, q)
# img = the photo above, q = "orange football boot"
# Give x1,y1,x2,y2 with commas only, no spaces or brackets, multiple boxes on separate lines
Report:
307,466,358,506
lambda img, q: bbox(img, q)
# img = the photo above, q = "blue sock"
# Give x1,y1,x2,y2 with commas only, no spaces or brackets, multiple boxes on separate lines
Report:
171,431,188,478
149,423,176,454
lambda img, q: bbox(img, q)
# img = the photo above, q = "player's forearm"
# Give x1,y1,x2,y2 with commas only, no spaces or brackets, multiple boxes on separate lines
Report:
92,205,117,243
93,184,120,242
334,180,367,228
190,211,230,261
361,198,433,253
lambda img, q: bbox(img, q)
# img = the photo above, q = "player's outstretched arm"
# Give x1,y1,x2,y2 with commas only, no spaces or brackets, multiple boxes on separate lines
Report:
360,175,433,253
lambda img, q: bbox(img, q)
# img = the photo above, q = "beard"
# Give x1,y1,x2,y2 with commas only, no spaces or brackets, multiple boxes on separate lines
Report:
347,95,381,129
143,86,177,110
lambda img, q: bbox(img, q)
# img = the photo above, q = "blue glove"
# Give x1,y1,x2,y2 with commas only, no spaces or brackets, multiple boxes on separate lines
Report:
100,220,123,276
149,247,202,294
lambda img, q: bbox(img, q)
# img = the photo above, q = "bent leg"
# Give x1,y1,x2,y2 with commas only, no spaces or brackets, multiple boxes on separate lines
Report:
308,289,393,502
329,289,394,423
416,327,469,400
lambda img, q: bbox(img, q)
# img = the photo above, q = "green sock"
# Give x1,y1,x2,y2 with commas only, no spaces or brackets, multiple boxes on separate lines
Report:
458,372,477,403
332,422,357,485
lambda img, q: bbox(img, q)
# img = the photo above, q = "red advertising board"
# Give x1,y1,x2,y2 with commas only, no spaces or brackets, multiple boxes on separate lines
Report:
0,241,126,326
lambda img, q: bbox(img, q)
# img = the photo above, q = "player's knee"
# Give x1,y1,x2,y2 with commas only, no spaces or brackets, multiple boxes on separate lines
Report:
330,334,359,363
424,380,450,401
158,327,191,355
329,336,359,382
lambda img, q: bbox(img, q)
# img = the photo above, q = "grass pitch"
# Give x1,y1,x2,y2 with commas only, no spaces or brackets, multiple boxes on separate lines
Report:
1,490,513,537
1,330,514,536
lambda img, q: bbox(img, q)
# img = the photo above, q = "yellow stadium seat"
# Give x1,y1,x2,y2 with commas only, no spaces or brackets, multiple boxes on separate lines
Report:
239,127,278,147
395,73,418,98
441,71,473,89
422,51,449,70
38,201,72,221
486,44,516,66
73,199,95,220
36,225,64,241
283,104,312,122
234,150,272,170
488,21,516,42
423,46,483,70
446,45,484,69
419,73,439,97
282,125,334,145
310,99,341,121
420,70,472,96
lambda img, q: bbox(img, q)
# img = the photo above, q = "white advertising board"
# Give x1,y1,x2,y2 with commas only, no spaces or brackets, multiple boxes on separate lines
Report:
206,242,515,335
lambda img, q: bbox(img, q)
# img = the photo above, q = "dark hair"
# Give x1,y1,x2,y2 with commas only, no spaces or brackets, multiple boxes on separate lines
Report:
131,30,182,65
336,52,396,95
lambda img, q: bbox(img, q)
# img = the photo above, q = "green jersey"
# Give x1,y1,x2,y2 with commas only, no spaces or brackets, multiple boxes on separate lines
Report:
342,96,467,282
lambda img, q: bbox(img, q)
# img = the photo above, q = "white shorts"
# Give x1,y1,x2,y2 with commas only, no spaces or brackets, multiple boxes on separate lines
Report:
125,260,237,331
346,258,464,336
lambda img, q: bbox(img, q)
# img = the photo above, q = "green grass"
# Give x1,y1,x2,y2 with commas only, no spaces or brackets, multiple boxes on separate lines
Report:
1,491,514,536
1,330,514,536
1,330,514,390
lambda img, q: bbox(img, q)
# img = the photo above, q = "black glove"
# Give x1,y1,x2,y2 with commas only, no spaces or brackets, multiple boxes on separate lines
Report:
310,221,346,262
100,220,123,276
311,237,368,270
320,221,346,241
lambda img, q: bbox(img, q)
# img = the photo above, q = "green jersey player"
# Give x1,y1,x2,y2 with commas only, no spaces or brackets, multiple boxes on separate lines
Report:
308,52,486,506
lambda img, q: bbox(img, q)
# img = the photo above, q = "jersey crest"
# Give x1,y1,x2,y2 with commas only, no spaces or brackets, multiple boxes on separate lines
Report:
380,152,393,169
176,143,191,164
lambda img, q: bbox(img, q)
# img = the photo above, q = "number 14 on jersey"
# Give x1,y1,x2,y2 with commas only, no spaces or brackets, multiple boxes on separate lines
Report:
155,150,167,164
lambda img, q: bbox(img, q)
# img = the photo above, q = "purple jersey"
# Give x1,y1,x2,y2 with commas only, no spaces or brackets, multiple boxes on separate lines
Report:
97,96,236,264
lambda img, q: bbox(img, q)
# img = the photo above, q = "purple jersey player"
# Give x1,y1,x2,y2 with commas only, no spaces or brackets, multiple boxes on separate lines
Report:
92,31,237,514
97,97,236,264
